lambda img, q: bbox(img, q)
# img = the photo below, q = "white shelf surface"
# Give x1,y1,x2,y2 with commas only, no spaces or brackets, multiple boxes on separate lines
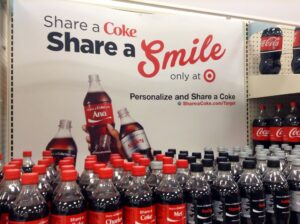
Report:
248,75,300,99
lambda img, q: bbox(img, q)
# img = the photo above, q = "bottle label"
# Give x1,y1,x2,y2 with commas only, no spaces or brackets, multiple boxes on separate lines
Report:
294,30,300,48
283,126,300,142
290,191,300,212
121,129,151,158
187,203,212,224
124,205,156,223
88,209,122,224
269,127,283,142
84,103,114,127
225,202,240,222
274,195,290,215
260,36,283,52
51,212,87,224
1,213,9,224
9,217,49,224
241,198,250,218
266,194,274,213
213,200,223,222
252,127,270,141
156,203,186,224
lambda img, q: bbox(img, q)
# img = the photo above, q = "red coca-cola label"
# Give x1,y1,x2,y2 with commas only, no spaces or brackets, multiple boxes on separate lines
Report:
270,127,283,142
156,204,186,224
84,103,114,127
50,212,86,224
1,213,9,224
294,30,300,48
261,36,283,52
252,127,270,141
124,206,156,224
283,127,300,142
88,210,122,224
9,217,49,224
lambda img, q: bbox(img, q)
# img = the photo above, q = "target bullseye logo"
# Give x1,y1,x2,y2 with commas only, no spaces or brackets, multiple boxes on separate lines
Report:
204,69,216,83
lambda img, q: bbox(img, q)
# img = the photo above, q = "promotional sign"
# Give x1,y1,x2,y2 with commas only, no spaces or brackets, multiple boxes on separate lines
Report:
13,0,246,170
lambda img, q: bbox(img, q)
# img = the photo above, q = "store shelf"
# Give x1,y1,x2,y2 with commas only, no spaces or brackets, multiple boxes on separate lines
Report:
248,75,300,99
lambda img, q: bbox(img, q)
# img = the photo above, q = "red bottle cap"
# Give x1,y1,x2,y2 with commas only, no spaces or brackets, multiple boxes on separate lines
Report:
138,158,150,167
59,159,73,167
60,165,75,171
38,159,51,167
23,151,32,157
42,150,52,158
132,166,146,176
0,154,3,160
259,104,266,110
86,155,97,161
110,153,121,159
156,154,164,161
11,158,23,165
32,165,47,175
163,156,173,164
93,163,106,174
176,159,188,168
4,169,20,180
3,164,18,173
123,162,134,171
291,101,297,107
275,104,282,109
21,173,38,185
112,159,124,168
9,161,22,169
110,155,121,164
61,170,77,182
64,157,75,165
45,157,54,165
132,154,144,163
85,160,97,170
163,164,177,174
98,167,113,179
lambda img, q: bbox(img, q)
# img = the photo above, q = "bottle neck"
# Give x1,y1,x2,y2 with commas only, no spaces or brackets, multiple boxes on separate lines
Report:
21,184,39,194
88,79,104,93
152,169,162,175
4,179,20,187
267,167,280,172
38,174,48,182
119,113,135,125
177,168,188,174
99,178,114,186
203,166,214,172
292,165,300,171
243,168,255,173
217,170,231,177
191,172,203,178
132,176,146,184
259,108,266,117
55,126,72,138
163,173,176,179
291,106,297,114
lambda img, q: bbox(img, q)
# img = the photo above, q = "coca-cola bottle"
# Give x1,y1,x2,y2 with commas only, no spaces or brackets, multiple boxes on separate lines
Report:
292,27,300,74
192,152,202,163
283,155,297,177
0,154,3,181
0,169,21,224
163,156,173,165
283,101,300,147
263,157,290,224
146,161,163,193
269,104,284,146
51,170,87,223
85,163,106,199
153,150,162,156
154,164,186,224
138,157,151,177
229,155,242,182
252,104,270,149
238,160,266,224
175,159,189,189
112,158,124,185
22,151,34,173
184,163,213,224
165,151,175,158
38,158,56,185
259,27,283,74
117,161,134,198
288,158,300,224
52,164,76,196
84,74,115,162
202,159,216,186
124,166,156,223
256,153,268,177
46,119,77,165
118,107,153,160
9,173,49,223
212,162,241,223
79,160,96,198
88,167,122,224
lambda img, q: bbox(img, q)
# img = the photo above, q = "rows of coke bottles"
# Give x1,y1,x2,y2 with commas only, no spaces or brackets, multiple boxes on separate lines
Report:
252,102,300,149
259,26,300,74
1,146,300,224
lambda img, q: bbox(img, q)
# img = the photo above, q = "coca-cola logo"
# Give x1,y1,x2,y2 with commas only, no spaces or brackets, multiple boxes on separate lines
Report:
276,128,283,138
289,128,300,138
256,128,269,137
261,37,281,49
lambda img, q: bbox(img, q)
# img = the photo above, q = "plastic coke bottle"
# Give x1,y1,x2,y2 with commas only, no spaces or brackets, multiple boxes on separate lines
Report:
269,104,284,146
9,173,49,223
83,74,115,162
252,104,270,149
259,27,283,74
292,27,300,74
116,161,134,198
202,159,216,186
0,154,3,181
88,167,122,224
22,151,35,173
146,161,163,192
175,159,189,189
283,101,300,147
79,160,96,198
155,164,186,224
124,166,156,223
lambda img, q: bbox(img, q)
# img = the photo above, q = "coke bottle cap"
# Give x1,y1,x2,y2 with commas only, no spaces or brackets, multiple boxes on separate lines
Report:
123,162,134,171
163,164,176,174
287,155,297,162
204,149,214,155
256,153,267,160
276,104,282,109
132,154,143,163
61,165,75,171
150,161,163,170
0,154,2,160
192,152,201,159
259,104,266,110
138,158,150,167
11,158,23,164
61,170,77,182
243,160,256,169
32,165,47,175
190,163,203,172
132,166,146,176
93,163,106,174
292,159,300,166
176,159,188,168
45,157,54,165
64,157,75,165
86,155,97,161
59,159,73,167
168,149,177,155
187,156,196,164
218,151,229,157
4,169,20,180
112,159,124,168
178,154,188,160
229,155,239,162
23,151,32,157
153,150,162,156
165,152,174,158
202,159,213,167
21,173,38,185
3,164,18,173
218,162,231,171
98,167,113,179
38,159,51,167
9,161,22,169
42,150,52,157
155,154,164,161
110,154,122,164
163,156,173,164
290,101,297,107
267,156,280,168
85,160,97,170
179,150,188,155
216,156,229,164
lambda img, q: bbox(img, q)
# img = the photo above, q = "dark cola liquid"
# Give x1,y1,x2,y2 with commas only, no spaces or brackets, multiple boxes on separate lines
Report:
89,194,121,212
52,198,86,215
0,171,3,181
124,190,153,208
120,122,153,160
46,138,77,165
288,180,300,224
9,203,49,222
154,189,184,205
253,118,270,149
39,188,53,206
22,166,34,173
